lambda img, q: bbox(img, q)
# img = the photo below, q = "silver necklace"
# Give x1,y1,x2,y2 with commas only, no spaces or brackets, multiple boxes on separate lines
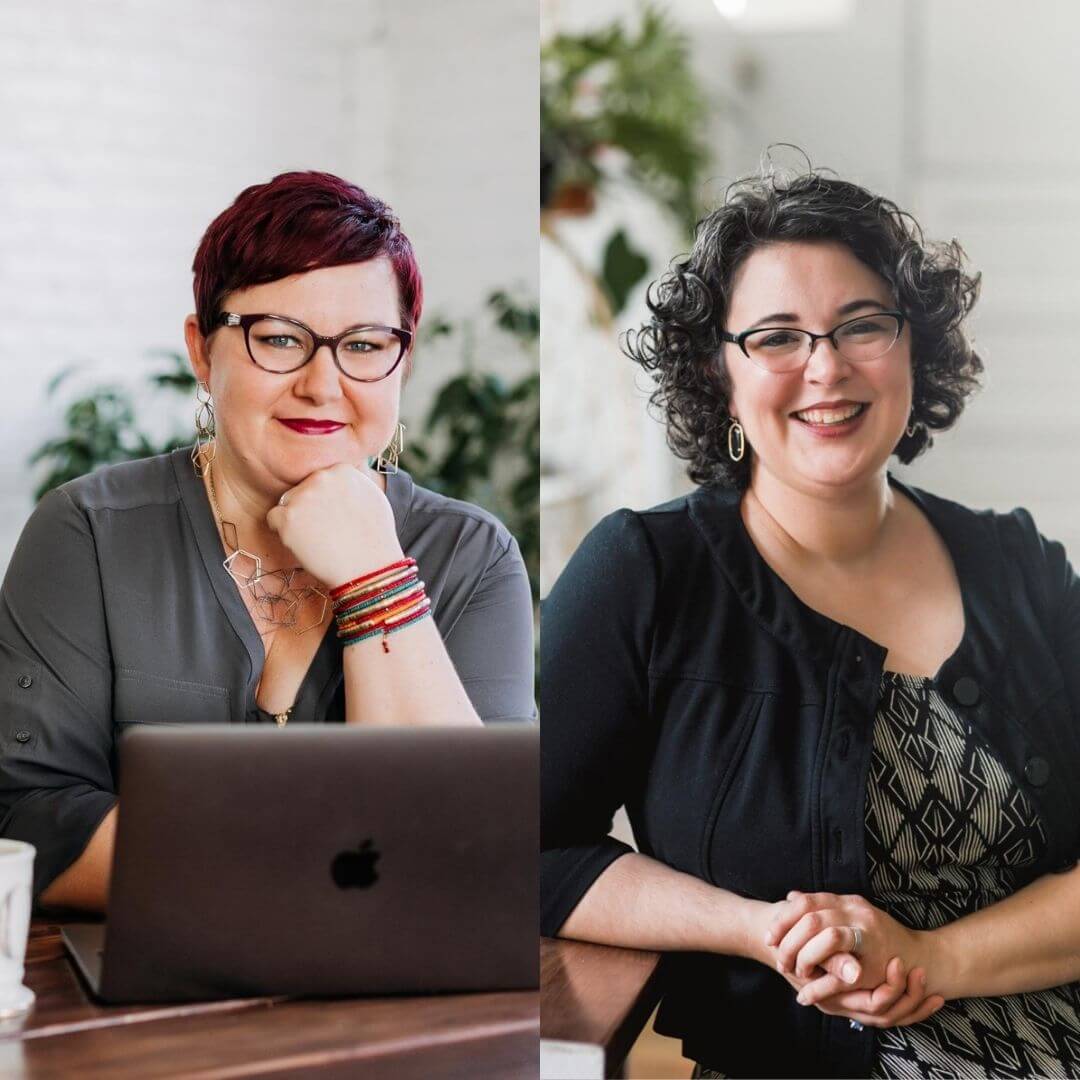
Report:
205,459,330,633
205,459,331,726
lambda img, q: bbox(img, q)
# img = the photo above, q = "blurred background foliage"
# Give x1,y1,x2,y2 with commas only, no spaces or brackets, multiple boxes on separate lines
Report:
400,290,539,602
28,291,540,603
28,357,198,500
541,5,708,314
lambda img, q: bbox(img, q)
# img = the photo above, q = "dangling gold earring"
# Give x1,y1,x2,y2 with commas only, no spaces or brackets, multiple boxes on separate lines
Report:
374,422,405,475
727,418,745,462
191,381,216,476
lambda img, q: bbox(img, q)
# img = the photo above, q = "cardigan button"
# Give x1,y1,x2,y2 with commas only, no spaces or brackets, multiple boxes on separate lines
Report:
837,730,851,761
1024,757,1050,787
14,730,30,744
952,676,979,707
16,675,32,689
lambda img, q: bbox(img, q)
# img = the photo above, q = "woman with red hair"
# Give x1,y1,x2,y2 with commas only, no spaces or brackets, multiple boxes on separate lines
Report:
0,172,535,910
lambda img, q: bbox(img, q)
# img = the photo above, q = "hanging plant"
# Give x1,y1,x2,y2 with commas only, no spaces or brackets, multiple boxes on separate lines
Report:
541,5,710,228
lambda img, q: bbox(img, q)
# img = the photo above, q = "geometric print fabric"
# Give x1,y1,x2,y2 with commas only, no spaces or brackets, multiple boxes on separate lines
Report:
868,671,1080,1079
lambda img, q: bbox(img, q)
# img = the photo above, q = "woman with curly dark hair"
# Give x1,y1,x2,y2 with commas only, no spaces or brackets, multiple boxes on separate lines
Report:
541,168,1080,1078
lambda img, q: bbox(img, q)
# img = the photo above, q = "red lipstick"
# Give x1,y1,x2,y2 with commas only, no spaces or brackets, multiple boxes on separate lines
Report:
278,419,345,435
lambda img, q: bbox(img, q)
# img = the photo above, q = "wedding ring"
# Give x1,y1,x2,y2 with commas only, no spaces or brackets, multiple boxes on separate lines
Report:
278,493,289,507
849,926,863,955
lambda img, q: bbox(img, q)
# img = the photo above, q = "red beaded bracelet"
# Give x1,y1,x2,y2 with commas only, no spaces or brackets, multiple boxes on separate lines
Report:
331,557,429,652
329,558,417,601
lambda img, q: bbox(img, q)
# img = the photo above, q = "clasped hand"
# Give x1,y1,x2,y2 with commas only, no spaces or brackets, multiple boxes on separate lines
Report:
759,891,946,1029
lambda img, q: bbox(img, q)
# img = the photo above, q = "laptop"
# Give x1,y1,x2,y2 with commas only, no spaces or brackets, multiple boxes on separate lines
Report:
63,723,538,1002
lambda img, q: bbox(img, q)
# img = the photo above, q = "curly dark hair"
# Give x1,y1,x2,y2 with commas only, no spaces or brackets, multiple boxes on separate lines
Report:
623,166,984,488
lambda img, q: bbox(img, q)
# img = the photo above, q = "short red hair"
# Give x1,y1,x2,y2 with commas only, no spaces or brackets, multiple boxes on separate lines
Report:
192,171,423,338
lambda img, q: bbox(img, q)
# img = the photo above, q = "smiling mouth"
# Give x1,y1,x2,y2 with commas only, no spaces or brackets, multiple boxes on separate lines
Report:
792,403,869,426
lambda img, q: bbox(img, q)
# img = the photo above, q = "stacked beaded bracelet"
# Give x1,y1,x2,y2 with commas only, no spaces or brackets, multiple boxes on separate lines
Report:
330,557,431,652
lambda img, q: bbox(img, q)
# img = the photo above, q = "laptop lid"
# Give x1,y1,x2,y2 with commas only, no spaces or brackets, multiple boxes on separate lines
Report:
97,724,538,1002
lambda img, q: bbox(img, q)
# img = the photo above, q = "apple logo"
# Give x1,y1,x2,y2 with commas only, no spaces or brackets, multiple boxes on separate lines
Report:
331,839,380,889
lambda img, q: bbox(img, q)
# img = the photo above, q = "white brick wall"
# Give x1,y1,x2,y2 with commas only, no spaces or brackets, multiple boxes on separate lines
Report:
0,0,537,570
382,0,539,413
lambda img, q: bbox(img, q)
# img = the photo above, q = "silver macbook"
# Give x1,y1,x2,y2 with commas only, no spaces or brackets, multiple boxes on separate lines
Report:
63,724,538,1002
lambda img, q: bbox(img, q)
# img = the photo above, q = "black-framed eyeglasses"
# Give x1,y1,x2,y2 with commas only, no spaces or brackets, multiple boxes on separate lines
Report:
721,311,906,374
216,312,413,383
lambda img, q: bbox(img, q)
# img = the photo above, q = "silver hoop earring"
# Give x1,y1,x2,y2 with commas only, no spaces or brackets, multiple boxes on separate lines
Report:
728,418,745,462
905,415,918,438
191,381,216,476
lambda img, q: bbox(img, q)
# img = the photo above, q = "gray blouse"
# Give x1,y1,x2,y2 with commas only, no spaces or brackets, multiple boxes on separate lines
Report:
0,446,536,895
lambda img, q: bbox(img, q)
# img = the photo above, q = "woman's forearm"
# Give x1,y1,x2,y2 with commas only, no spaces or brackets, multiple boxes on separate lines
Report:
342,619,482,727
558,852,771,962
38,805,117,914
927,862,1080,1000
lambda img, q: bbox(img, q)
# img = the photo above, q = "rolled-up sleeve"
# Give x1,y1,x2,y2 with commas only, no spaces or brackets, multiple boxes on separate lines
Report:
0,487,116,897
444,534,536,724
540,509,656,936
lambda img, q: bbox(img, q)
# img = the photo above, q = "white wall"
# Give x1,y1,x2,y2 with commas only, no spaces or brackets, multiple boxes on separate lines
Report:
0,0,537,571
381,0,539,413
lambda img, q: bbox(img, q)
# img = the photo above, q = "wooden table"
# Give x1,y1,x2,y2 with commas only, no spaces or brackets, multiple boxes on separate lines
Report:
539,937,664,1080
0,920,539,1079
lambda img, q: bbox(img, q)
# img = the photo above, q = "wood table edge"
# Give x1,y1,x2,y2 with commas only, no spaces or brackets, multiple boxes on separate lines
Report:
539,937,664,1077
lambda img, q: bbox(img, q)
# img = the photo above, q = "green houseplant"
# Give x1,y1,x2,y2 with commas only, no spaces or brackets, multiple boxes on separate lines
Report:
401,290,539,602
541,6,709,319
541,6,709,228
28,359,197,501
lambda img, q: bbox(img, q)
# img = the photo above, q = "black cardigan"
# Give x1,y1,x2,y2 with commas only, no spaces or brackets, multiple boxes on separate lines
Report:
540,472,1080,1078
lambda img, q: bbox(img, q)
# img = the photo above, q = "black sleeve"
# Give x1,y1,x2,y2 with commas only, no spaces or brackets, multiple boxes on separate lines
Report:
540,509,657,935
0,488,117,897
1045,533,1080,751
1008,507,1080,867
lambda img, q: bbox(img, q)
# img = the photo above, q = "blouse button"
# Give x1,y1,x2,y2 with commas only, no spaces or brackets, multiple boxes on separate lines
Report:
16,675,32,689
14,731,30,744
952,676,980,707
1024,757,1050,787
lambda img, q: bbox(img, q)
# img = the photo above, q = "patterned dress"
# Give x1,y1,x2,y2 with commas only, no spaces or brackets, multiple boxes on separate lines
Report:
868,671,1080,1078
693,670,1080,1080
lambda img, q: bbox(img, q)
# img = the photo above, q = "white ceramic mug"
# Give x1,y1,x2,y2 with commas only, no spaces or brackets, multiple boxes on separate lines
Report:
0,841,35,1019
